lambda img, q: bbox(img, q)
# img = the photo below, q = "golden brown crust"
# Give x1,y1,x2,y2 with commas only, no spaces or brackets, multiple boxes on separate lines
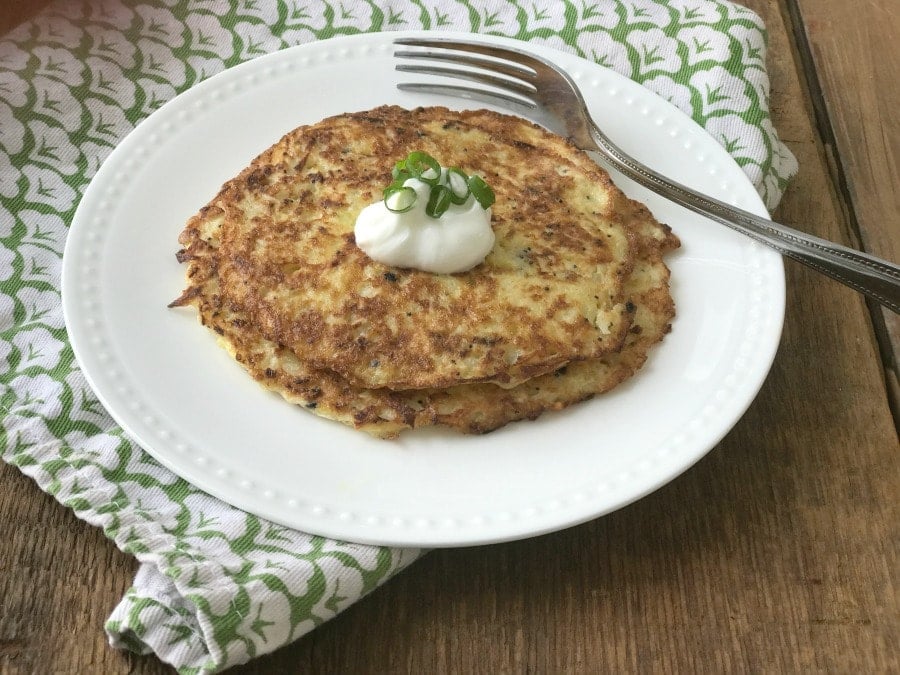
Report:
177,105,638,390
176,180,678,438
172,105,680,438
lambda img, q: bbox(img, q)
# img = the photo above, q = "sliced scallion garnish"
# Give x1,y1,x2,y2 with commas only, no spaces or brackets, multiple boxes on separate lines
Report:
446,167,470,205
391,160,409,181
383,185,417,213
404,151,441,185
380,152,495,218
468,174,495,209
425,184,452,218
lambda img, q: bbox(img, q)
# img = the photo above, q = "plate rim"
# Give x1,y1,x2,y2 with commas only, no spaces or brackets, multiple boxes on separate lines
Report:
62,30,785,547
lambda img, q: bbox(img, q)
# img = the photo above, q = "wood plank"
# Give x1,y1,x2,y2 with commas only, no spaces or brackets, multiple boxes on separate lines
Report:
785,0,900,415
0,461,161,674
0,0,53,35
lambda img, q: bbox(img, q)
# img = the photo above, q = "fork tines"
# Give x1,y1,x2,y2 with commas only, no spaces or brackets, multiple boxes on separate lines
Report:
393,38,540,111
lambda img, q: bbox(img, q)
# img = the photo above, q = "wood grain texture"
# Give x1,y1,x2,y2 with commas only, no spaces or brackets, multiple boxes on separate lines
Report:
1,0,898,673
785,0,900,416
0,0,53,36
0,461,151,674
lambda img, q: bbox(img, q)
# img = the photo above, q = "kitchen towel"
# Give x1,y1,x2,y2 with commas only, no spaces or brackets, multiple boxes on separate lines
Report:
0,1,796,672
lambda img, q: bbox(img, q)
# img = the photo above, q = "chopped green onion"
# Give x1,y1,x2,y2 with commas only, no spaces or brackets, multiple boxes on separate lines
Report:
391,160,410,181
404,151,441,185
468,175,495,209
446,167,470,205
383,186,417,213
381,152,496,219
425,184,452,218
385,176,412,193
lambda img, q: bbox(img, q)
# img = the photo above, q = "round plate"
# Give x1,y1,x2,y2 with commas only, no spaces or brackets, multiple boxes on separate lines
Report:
62,31,784,547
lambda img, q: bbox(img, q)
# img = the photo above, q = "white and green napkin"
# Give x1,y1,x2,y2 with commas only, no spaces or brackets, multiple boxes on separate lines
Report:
0,1,796,672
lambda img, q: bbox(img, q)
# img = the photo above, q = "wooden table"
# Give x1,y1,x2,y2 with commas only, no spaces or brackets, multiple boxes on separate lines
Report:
2,0,897,671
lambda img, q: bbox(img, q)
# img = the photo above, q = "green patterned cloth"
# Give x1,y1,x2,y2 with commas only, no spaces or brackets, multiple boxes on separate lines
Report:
0,1,796,672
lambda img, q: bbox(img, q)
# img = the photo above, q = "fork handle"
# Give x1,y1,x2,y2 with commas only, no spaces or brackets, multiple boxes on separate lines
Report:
588,127,900,314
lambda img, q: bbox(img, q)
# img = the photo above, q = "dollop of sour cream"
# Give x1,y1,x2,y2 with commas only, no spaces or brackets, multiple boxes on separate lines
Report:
354,170,495,274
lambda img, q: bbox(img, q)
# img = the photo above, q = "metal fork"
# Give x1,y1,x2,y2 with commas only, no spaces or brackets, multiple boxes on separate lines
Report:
394,37,900,314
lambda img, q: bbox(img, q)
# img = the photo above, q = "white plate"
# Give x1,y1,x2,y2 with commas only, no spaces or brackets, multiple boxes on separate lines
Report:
62,31,784,547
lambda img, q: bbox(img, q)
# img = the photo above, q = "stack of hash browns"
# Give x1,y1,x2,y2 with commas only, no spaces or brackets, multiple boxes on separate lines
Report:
171,106,679,439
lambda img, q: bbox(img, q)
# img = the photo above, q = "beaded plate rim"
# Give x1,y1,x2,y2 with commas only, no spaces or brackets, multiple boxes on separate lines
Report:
62,31,785,547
